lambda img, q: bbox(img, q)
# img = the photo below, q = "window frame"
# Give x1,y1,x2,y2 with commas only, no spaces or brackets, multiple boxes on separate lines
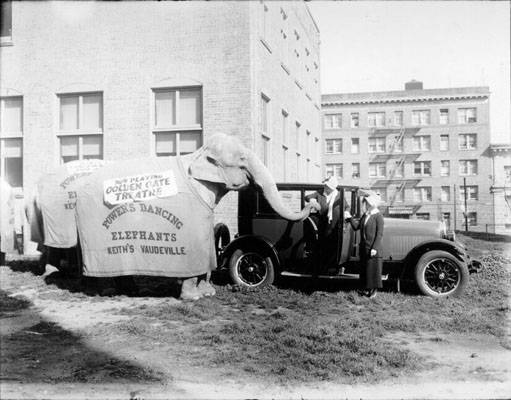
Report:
0,96,23,188
458,133,477,150
367,112,385,128
58,92,104,136
413,161,432,176
457,107,477,124
440,160,450,177
324,113,342,129
459,159,478,176
440,135,449,151
369,162,386,178
59,134,103,164
412,135,431,151
326,163,343,179
368,137,385,153
152,86,203,157
411,110,431,126
325,138,342,154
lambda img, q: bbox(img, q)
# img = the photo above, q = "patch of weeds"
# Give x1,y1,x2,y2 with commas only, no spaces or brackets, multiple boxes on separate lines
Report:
0,290,32,313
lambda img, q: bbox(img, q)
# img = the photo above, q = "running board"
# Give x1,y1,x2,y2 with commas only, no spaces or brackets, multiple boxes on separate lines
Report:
280,272,389,281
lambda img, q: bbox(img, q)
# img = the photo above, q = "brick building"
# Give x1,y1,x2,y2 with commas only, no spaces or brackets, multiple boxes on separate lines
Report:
321,81,493,232
490,144,511,235
0,1,321,252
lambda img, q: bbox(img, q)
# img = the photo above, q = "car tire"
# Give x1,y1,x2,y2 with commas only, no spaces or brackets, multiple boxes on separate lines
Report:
415,250,468,298
229,248,275,288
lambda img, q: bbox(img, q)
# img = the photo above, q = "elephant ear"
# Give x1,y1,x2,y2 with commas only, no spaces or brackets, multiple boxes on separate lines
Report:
189,148,227,184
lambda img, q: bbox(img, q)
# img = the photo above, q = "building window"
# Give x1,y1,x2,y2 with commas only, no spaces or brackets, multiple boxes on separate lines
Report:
441,186,451,202
369,162,386,178
442,212,451,229
59,92,103,133
440,135,449,151
440,160,450,176
367,112,385,128
468,212,477,226
413,187,432,202
411,110,431,126
413,161,431,176
457,108,477,124
281,110,288,145
459,185,478,201
326,163,343,178
393,111,403,127
392,160,404,178
459,160,478,176
505,166,511,181
352,163,360,179
439,109,449,125
416,213,430,220
458,133,477,150
153,87,202,156
393,187,404,203
368,137,385,153
0,96,23,187
325,139,342,154
390,135,403,153
60,135,103,163
0,138,23,188
0,1,12,41
351,138,360,154
412,135,431,151
260,93,270,135
324,113,342,129
350,113,359,128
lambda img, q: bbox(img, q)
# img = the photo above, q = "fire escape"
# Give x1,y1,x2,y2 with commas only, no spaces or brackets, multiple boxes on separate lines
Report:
369,126,422,217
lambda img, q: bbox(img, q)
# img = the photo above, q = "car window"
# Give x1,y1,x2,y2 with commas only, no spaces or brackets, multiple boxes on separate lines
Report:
256,189,302,215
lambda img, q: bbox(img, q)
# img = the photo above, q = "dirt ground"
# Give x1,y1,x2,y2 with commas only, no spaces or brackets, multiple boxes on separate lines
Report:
1,239,510,399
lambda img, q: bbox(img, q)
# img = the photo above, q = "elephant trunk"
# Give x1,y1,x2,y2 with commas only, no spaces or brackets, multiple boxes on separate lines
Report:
246,151,311,221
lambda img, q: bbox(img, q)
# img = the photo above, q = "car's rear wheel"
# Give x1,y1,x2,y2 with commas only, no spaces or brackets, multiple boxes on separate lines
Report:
229,248,274,288
415,250,468,298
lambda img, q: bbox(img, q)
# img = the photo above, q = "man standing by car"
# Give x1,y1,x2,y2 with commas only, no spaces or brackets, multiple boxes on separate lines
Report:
344,193,384,298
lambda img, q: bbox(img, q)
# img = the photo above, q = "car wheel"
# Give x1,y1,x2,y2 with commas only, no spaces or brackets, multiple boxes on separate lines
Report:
415,250,468,298
229,248,274,288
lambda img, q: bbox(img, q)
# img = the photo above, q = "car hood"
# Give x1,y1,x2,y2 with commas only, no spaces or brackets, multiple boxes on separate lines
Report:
384,217,443,237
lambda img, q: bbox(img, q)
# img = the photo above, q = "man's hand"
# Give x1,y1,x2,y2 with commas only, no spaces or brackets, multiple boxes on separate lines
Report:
307,198,321,212
370,249,377,257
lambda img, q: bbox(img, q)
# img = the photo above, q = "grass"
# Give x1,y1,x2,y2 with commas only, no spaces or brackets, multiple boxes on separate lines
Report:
2,233,509,385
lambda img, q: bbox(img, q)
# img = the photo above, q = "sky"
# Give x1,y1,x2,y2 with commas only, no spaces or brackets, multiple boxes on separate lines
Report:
308,1,510,144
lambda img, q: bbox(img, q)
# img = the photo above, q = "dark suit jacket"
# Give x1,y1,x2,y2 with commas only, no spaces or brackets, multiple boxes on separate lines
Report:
305,190,345,236
348,212,384,255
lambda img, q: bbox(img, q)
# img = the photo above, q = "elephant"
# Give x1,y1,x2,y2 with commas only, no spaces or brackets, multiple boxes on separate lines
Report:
27,133,312,300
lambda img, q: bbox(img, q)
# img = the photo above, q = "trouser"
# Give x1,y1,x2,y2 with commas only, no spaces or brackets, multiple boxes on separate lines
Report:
360,250,383,289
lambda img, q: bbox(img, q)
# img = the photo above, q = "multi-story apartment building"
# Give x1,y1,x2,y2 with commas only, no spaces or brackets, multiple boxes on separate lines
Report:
0,1,321,252
321,81,492,232
490,143,511,235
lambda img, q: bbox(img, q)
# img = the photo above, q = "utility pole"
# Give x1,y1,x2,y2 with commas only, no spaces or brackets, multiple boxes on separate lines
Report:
463,177,468,232
453,184,457,231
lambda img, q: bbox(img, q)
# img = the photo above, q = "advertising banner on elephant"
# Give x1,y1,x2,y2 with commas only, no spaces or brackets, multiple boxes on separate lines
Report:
75,157,216,278
38,159,107,248
0,180,16,254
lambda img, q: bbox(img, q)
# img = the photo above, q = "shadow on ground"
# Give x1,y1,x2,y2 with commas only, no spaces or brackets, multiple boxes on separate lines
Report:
0,289,164,384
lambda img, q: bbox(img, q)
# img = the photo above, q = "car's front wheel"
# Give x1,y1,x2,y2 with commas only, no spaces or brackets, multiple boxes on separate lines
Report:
415,250,468,298
229,248,274,288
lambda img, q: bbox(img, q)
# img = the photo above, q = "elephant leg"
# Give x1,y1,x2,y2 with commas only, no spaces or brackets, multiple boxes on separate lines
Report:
180,277,202,301
197,272,216,297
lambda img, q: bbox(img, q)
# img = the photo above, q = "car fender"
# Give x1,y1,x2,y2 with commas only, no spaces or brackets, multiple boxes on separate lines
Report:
219,235,282,271
400,238,467,278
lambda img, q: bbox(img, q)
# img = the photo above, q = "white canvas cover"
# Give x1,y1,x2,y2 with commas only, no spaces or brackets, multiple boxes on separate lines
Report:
75,157,216,278
0,180,15,254
37,159,107,248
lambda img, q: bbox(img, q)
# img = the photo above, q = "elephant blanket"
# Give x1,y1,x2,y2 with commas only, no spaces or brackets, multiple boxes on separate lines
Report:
37,160,107,248
75,157,216,278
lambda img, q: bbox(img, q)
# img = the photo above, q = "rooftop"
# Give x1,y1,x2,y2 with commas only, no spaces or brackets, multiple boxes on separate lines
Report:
322,86,490,106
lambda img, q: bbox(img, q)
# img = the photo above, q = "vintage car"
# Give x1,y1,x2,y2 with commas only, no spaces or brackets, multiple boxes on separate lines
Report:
215,183,481,298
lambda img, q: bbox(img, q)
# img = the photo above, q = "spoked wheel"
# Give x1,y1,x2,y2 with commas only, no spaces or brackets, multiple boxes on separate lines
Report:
415,250,468,298
229,249,274,288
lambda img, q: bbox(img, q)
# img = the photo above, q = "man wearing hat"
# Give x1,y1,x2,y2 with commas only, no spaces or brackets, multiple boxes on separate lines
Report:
304,176,346,269
344,192,384,298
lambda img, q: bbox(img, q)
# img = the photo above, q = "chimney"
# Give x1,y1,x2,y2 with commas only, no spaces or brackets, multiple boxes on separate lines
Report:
405,80,423,90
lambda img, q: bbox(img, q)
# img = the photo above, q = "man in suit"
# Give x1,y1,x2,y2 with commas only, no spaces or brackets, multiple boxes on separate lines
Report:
304,176,348,270
345,193,384,298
